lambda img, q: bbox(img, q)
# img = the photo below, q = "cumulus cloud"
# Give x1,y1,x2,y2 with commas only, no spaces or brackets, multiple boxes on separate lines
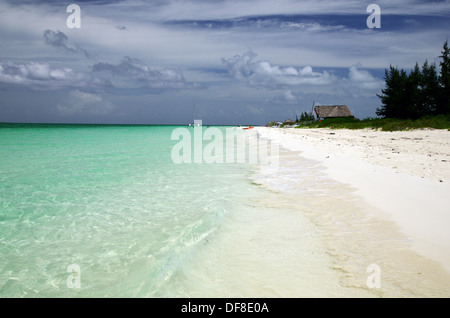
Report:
57,90,115,115
92,56,197,89
0,61,111,90
222,50,336,87
348,65,384,90
283,90,297,101
222,51,384,102
44,29,90,58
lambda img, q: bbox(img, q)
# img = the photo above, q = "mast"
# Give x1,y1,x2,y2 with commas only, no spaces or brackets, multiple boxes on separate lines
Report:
190,103,198,126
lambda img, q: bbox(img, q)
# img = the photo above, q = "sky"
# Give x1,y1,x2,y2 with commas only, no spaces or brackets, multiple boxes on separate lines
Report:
0,0,449,125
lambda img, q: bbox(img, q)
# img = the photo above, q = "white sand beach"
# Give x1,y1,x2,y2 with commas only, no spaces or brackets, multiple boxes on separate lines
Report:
175,126,450,298
255,127,450,278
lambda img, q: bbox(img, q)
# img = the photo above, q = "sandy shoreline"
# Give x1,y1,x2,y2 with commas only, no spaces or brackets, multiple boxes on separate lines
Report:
255,127,450,275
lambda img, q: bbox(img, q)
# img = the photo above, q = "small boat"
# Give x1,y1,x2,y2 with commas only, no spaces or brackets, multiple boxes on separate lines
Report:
242,126,254,130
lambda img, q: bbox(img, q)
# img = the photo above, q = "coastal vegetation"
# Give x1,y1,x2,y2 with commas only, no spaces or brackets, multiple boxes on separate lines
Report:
295,115,450,131
376,41,450,119
296,111,315,123
292,41,450,131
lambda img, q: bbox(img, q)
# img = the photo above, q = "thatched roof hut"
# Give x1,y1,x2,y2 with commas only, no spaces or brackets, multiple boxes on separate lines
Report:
284,119,295,125
314,105,353,119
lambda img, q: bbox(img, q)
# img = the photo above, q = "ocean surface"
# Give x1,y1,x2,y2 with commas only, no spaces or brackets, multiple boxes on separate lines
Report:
1,124,449,297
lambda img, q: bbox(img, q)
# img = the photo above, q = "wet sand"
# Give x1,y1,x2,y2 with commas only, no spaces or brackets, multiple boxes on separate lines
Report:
248,127,450,297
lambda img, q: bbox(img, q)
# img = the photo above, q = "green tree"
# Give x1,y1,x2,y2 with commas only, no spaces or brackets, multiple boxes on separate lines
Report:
299,111,314,122
377,41,450,119
438,40,450,114
421,60,440,115
405,63,423,119
376,66,408,118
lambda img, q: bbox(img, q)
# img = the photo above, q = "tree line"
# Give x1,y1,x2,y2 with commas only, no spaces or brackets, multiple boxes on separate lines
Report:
295,111,315,123
376,41,450,119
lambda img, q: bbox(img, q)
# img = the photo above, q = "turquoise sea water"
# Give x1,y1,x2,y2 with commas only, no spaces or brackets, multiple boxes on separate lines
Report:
0,124,255,297
3,124,449,298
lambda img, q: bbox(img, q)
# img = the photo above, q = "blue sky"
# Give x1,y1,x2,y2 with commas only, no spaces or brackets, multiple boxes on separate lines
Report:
0,0,449,124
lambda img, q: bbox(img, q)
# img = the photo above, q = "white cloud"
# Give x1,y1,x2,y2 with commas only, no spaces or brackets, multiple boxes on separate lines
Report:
92,56,198,89
44,29,90,58
0,61,111,90
246,104,264,114
57,90,115,115
1,0,448,123
222,50,384,101
281,22,346,32
348,65,384,90
284,90,297,101
222,50,336,87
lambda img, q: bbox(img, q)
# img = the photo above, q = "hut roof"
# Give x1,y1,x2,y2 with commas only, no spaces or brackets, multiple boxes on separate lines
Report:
284,118,295,123
314,105,353,118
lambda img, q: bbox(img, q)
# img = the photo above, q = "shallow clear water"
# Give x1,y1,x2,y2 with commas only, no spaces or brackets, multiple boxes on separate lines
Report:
0,124,255,297
2,124,448,298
